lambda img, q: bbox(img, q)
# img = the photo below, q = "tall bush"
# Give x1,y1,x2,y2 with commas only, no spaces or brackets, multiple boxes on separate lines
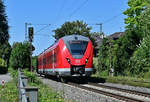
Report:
0,58,7,74
9,42,30,69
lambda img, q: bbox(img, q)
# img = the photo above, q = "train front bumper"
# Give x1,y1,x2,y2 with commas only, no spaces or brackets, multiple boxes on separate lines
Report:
55,68,93,77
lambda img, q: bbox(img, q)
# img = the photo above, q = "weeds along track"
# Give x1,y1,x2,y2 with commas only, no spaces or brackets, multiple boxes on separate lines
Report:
68,82,148,102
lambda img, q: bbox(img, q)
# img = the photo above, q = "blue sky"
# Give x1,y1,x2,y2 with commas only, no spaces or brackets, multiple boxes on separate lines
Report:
4,0,128,55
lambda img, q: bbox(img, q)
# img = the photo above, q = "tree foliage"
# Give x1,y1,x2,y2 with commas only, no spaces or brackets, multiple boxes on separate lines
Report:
129,4,150,77
98,38,109,73
53,20,96,54
98,0,150,76
53,20,91,39
0,41,11,64
0,57,6,67
0,1,10,73
32,56,37,71
9,42,30,69
0,57,7,74
123,0,147,29
0,0,9,44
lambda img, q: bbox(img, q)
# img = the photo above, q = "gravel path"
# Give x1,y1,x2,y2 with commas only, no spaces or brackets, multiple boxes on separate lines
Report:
0,73,12,85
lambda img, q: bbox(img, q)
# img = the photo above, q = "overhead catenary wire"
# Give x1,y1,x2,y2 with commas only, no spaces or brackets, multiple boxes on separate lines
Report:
34,24,51,34
53,0,89,26
103,13,123,25
34,34,50,37
68,0,89,20
88,13,123,26
67,0,77,11
88,12,124,35
54,0,67,25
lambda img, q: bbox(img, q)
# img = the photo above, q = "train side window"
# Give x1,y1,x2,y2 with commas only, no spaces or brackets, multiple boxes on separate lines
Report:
43,58,45,65
49,55,52,64
54,53,57,62
39,59,41,66
45,58,46,65
48,56,51,64
39,60,40,66
47,56,49,64
41,59,43,65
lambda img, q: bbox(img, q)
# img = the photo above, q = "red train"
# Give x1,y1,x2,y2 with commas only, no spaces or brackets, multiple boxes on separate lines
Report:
37,35,93,79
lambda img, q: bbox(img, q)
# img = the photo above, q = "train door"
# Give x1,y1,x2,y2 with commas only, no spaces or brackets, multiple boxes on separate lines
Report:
41,55,43,73
52,50,55,73
43,54,46,74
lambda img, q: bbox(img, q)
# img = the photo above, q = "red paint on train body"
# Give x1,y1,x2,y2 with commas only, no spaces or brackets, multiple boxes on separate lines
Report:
37,35,93,77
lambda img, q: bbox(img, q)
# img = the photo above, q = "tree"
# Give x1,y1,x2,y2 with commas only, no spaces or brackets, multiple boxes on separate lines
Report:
98,38,109,74
110,0,149,75
123,0,147,29
0,41,11,66
53,20,92,39
9,42,30,69
97,0,150,76
129,4,150,77
32,56,38,71
0,0,9,44
53,20,96,54
0,57,7,74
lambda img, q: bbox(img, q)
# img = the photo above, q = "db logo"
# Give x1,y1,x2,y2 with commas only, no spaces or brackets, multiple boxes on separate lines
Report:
75,60,80,63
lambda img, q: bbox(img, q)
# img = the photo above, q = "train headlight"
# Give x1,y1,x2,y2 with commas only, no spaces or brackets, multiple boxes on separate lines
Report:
66,58,71,64
85,58,88,63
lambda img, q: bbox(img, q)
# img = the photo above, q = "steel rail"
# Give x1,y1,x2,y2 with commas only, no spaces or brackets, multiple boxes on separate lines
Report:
68,82,144,102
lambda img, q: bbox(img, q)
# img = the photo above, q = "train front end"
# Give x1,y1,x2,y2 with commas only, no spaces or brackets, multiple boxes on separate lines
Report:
59,35,93,77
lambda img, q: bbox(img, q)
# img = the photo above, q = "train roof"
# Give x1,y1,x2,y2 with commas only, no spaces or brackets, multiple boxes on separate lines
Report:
38,40,59,57
62,34,89,42
38,35,89,57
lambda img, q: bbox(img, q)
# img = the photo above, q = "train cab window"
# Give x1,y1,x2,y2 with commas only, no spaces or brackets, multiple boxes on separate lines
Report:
66,40,88,58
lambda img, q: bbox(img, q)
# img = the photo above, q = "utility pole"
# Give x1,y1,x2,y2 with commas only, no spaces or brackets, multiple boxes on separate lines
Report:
28,27,34,72
25,23,27,41
25,23,32,41
25,23,51,71
109,40,114,76
120,27,122,32
96,23,104,38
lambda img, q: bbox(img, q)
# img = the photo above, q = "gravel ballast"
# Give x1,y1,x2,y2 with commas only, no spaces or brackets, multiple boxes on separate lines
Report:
40,77,123,102
99,82,150,94
83,84,150,102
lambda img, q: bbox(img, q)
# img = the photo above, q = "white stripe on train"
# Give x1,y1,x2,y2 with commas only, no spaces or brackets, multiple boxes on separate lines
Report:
38,68,92,72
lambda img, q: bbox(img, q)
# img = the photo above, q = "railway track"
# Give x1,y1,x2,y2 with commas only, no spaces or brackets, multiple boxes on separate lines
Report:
88,82,150,98
68,82,150,102
38,74,150,102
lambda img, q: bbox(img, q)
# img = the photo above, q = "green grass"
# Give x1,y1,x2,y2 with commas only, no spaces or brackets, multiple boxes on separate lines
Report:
0,68,18,102
1,68,65,102
23,70,65,102
0,80,18,102
37,84,64,102
92,74,150,88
